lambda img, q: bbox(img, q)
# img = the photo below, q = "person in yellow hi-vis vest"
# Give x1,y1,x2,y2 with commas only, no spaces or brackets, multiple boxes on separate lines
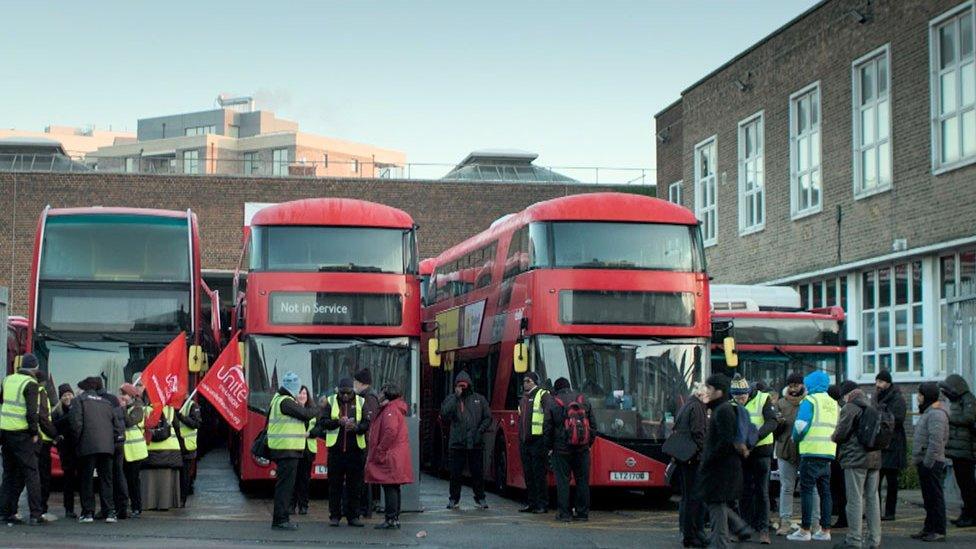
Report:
310,378,369,528
268,372,319,531
33,370,59,523
174,397,202,507
0,355,44,525
730,374,779,545
787,370,839,543
516,371,551,514
119,383,147,518
289,385,317,517
143,401,182,511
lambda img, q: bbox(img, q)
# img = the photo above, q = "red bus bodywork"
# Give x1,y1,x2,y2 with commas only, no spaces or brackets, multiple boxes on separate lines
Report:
231,199,421,486
421,193,710,492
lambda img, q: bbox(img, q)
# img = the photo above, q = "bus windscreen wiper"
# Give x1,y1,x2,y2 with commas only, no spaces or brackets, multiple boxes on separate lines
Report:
318,264,385,273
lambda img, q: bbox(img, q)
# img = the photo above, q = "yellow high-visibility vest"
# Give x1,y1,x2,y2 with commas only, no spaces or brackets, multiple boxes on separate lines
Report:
745,392,773,447
146,405,181,452
38,386,54,443
325,394,365,450
798,392,839,458
519,388,548,436
267,394,306,451
178,400,198,453
123,405,149,462
306,418,318,454
1,373,37,432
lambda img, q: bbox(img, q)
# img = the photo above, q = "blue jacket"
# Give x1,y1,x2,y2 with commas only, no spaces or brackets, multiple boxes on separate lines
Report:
792,371,833,459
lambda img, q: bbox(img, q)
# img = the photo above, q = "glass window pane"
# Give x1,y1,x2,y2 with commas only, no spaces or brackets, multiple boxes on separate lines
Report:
895,264,909,305
879,353,893,373
863,354,876,375
942,117,960,163
963,110,975,157
798,136,810,168
864,312,876,351
810,170,821,208
879,142,891,185
963,63,975,106
879,267,892,307
942,71,958,114
797,98,808,132
862,149,876,189
841,278,848,310
812,131,821,168
861,65,875,103
826,278,837,306
913,304,924,347
962,13,974,58
913,351,923,373
863,271,876,309
895,352,910,373
895,309,908,346
799,284,809,310
879,310,891,348
942,255,957,298
912,260,923,303
941,23,957,69
810,91,819,124
878,56,889,95
878,99,890,139
961,249,976,296
862,107,876,145
812,281,823,308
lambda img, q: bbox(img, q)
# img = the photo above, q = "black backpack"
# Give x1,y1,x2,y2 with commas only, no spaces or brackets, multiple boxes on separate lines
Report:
857,401,894,451
554,394,592,448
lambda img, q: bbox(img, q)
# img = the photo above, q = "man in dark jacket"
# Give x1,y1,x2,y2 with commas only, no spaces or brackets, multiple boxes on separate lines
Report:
267,372,319,530
874,369,906,521
51,383,78,518
517,371,552,514
175,398,202,507
667,382,708,547
832,381,882,549
940,374,976,527
354,368,381,518
698,373,751,548
545,377,597,522
0,358,44,525
311,378,369,527
439,370,491,510
732,376,779,545
69,376,124,523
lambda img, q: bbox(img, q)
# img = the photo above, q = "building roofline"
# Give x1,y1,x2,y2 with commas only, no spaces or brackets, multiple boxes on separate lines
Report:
653,98,684,120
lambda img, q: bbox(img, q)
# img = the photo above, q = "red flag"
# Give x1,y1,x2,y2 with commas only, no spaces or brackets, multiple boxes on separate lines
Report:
142,332,188,426
197,332,248,431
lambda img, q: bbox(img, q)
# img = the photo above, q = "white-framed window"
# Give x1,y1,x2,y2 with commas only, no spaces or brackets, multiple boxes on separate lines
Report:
182,150,199,174
931,3,976,173
939,247,976,373
861,261,924,377
351,158,360,173
797,276,849,311
242,152,259,175
853,45,892,196
272,148,289,176
668,180,682,205
790,82,822,218
694,136,718,247
737,111,765,234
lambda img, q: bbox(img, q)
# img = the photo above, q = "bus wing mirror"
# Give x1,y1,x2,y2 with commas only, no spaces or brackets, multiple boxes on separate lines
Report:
12,355,22,369
188,345,205,373
723,336,739,368
428,338,441,368
513,340,528,373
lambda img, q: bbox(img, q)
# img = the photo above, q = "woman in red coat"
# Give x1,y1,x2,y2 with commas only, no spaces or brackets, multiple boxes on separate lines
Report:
365,383,413,529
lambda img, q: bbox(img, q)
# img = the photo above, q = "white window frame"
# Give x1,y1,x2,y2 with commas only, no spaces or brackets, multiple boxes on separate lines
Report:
668,180,683,205
930,1,976,174
858,261,926,380
737,111,765,235
242,152,259,175
694,136,718,248
272,148,289,176
182,150,199,174
789,81,823,219
852,44,893,198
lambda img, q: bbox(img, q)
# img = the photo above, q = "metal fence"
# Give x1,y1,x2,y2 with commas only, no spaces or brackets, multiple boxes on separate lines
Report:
0,153,655,186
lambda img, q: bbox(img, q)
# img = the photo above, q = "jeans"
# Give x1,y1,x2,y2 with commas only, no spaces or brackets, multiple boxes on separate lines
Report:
707,501,748,549
382,484,401,521
878,467,900,517
271,457,298,526
799,457,831,531
741,455,770,533
918,462,947,535
552,451,590,519
449,448,486,502
843,468,881,547
952,458,976,520
520,437,548,511
79,453,114,517
778,459,820,527
679,461,705,544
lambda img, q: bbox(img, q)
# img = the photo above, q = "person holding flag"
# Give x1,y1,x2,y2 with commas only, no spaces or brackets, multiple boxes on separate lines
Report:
175,397,202,507
195,332,249,433
141,333,188,511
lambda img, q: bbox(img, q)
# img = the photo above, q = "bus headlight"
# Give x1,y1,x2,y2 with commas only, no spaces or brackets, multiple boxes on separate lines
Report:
253,456,271,467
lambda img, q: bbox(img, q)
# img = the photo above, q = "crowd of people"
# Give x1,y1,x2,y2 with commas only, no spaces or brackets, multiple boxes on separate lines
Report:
0,353,202,525
666,368,976,547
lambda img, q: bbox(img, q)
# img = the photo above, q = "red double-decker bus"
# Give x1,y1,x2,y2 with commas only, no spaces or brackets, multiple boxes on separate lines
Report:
420,192,710,493
20,207,217,474
230,198,421,488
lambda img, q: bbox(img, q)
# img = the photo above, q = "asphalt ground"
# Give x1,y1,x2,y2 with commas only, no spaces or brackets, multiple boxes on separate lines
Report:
3,449,976,548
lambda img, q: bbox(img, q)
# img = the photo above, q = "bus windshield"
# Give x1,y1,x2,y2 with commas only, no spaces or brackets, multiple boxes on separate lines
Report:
534,335,706,441
33,337,168,391
250,226,416,274
247,335,416,414
711,352,843,394
548,222,704,272
40,214,190,283
36,286,191,333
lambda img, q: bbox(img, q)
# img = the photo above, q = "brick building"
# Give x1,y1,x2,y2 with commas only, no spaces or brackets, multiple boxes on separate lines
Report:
655,0,976,386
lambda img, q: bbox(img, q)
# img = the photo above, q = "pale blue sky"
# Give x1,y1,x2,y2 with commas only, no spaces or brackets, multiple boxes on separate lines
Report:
1,0,818,181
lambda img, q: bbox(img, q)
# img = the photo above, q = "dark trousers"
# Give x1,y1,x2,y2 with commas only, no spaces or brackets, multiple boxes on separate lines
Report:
360,483,380,517
123,460,142,513
830,458,846,519
952,458,976,519
382,484,401,521
37,442,52,514
61,460,79,515
179,457,193,506
291,452,313,511
328,450,363,520
79,453,114,516
449,447,486,502
799,457,831,531
111,450,129,516
0,436,43,519
520,437,548,510
918,462,947,535
271,457,299,526
707,501,748,549
741,455,771,534
878,467,900,517
678,461,705,545
552,450,590,519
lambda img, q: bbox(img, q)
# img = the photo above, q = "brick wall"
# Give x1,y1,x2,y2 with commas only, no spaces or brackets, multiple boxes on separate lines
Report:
0,172,628,314
654,100,684,197
656,0,976,284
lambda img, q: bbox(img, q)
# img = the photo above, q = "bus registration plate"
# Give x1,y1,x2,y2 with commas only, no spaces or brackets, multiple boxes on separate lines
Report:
315,465,327,475
610,471,649,482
